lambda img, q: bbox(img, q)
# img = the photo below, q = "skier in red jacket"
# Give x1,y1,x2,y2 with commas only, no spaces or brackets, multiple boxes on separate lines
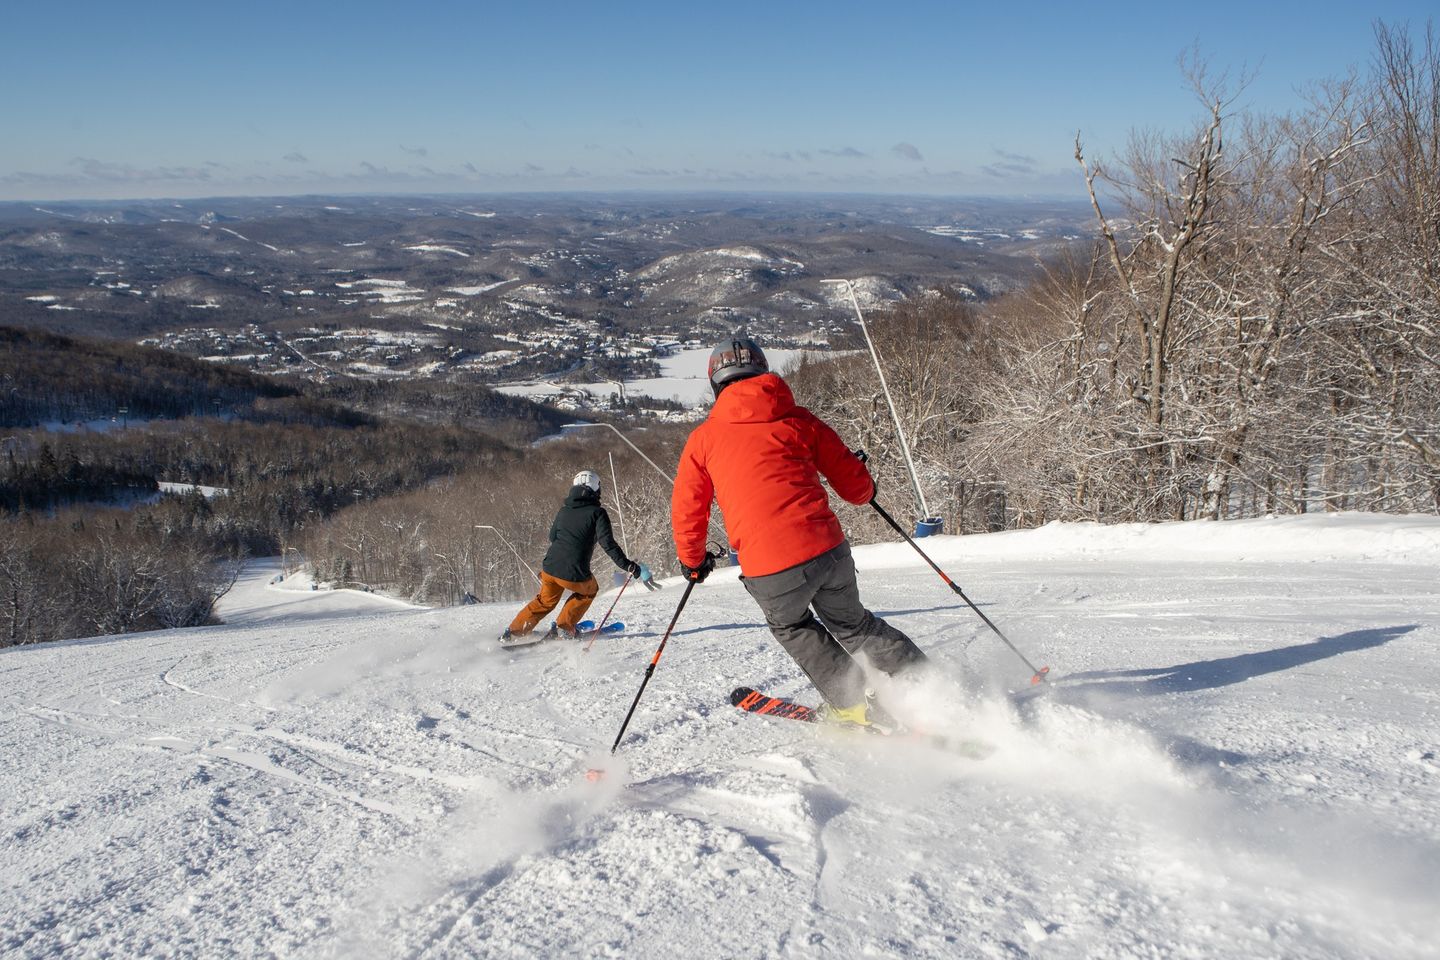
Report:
671,333,927,726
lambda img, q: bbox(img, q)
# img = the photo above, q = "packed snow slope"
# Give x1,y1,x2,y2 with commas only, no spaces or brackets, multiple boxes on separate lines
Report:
3,514,1439,959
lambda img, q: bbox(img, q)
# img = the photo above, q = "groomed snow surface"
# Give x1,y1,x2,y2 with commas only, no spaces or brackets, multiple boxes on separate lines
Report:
3,514,1438,959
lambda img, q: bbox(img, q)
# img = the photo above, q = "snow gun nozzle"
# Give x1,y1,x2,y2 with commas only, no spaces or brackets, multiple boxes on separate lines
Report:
1030,666,1051,686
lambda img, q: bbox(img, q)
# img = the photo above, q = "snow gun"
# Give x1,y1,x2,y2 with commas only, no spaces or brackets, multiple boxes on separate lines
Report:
870,499,1050,686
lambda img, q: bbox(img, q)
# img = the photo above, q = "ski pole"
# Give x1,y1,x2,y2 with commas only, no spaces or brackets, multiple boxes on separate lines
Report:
870,499,1050,685
583,575,631,653
606,547,724,757
608,576,697,754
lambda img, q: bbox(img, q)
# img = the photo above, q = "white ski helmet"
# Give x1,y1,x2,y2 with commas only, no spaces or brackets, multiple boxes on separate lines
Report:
572,470,601,493
708,331,769,395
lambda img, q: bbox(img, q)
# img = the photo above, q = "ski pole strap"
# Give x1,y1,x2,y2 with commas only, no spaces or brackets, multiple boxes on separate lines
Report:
610,577,698,754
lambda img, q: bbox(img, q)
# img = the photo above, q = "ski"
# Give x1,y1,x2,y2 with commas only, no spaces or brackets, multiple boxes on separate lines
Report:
499,633,551,650
500,620,625,650
728,686,992,759
730,686,820,721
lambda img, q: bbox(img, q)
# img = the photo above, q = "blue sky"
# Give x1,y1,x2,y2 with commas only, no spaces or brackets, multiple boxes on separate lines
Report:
1,0,1432,202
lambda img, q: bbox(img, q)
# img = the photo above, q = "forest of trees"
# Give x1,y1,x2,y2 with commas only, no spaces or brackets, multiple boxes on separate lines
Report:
299,428,691,607
0,331,568,645
0,325,298,427
2,509,244,645
0,417,527,644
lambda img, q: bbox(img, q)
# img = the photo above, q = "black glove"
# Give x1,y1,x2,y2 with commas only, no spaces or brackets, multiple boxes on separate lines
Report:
851,448,869,464
681,554,715,583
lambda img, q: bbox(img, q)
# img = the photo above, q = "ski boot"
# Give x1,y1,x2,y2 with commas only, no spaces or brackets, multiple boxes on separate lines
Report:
818,691,902,735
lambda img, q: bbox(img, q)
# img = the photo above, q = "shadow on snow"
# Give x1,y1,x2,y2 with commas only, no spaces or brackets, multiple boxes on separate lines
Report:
1057,625,1418,697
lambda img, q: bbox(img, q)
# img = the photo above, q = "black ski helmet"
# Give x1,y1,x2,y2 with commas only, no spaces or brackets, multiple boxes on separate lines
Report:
707,332,769,395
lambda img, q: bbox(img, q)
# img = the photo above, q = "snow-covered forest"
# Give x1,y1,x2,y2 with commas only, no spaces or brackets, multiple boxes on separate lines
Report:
802,26,1440,529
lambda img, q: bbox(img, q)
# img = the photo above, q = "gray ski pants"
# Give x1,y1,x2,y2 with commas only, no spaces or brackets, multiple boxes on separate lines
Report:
741,540,927,709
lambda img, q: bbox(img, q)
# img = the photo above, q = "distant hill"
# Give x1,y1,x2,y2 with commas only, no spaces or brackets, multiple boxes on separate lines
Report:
0,325,569,438
0,325,301,428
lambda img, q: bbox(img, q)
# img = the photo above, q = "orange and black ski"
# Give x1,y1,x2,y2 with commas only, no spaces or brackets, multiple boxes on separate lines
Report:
729,686,819,722
728,686,993,759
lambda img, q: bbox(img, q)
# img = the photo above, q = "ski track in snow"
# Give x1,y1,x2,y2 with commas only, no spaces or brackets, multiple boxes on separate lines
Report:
1,518,1438,958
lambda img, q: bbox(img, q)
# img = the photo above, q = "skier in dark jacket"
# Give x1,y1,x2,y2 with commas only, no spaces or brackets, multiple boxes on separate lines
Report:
504,470,653,641
671,333,927,726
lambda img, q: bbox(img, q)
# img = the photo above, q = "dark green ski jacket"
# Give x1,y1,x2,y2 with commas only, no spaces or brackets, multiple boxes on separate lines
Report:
542,485,633,583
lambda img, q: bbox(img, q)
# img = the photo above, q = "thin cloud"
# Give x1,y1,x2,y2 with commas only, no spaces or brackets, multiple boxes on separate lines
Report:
981,162,1034,178
994,147,1036,165
399,144,429,157
982,148,1038,178
891,142,924,162
979,148,1031,178
820,146,866,159
358,161,400,177
73,158,214,182
282,152,308,164
1,158,222,189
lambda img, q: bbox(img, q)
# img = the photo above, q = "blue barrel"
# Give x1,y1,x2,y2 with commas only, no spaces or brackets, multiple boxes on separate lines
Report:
913,517,944,538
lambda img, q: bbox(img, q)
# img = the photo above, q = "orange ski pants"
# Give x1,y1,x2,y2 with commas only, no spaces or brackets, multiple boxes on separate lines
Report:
509,572,598,635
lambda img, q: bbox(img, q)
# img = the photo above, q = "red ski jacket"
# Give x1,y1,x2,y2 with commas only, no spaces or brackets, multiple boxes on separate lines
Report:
672,373,875,577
